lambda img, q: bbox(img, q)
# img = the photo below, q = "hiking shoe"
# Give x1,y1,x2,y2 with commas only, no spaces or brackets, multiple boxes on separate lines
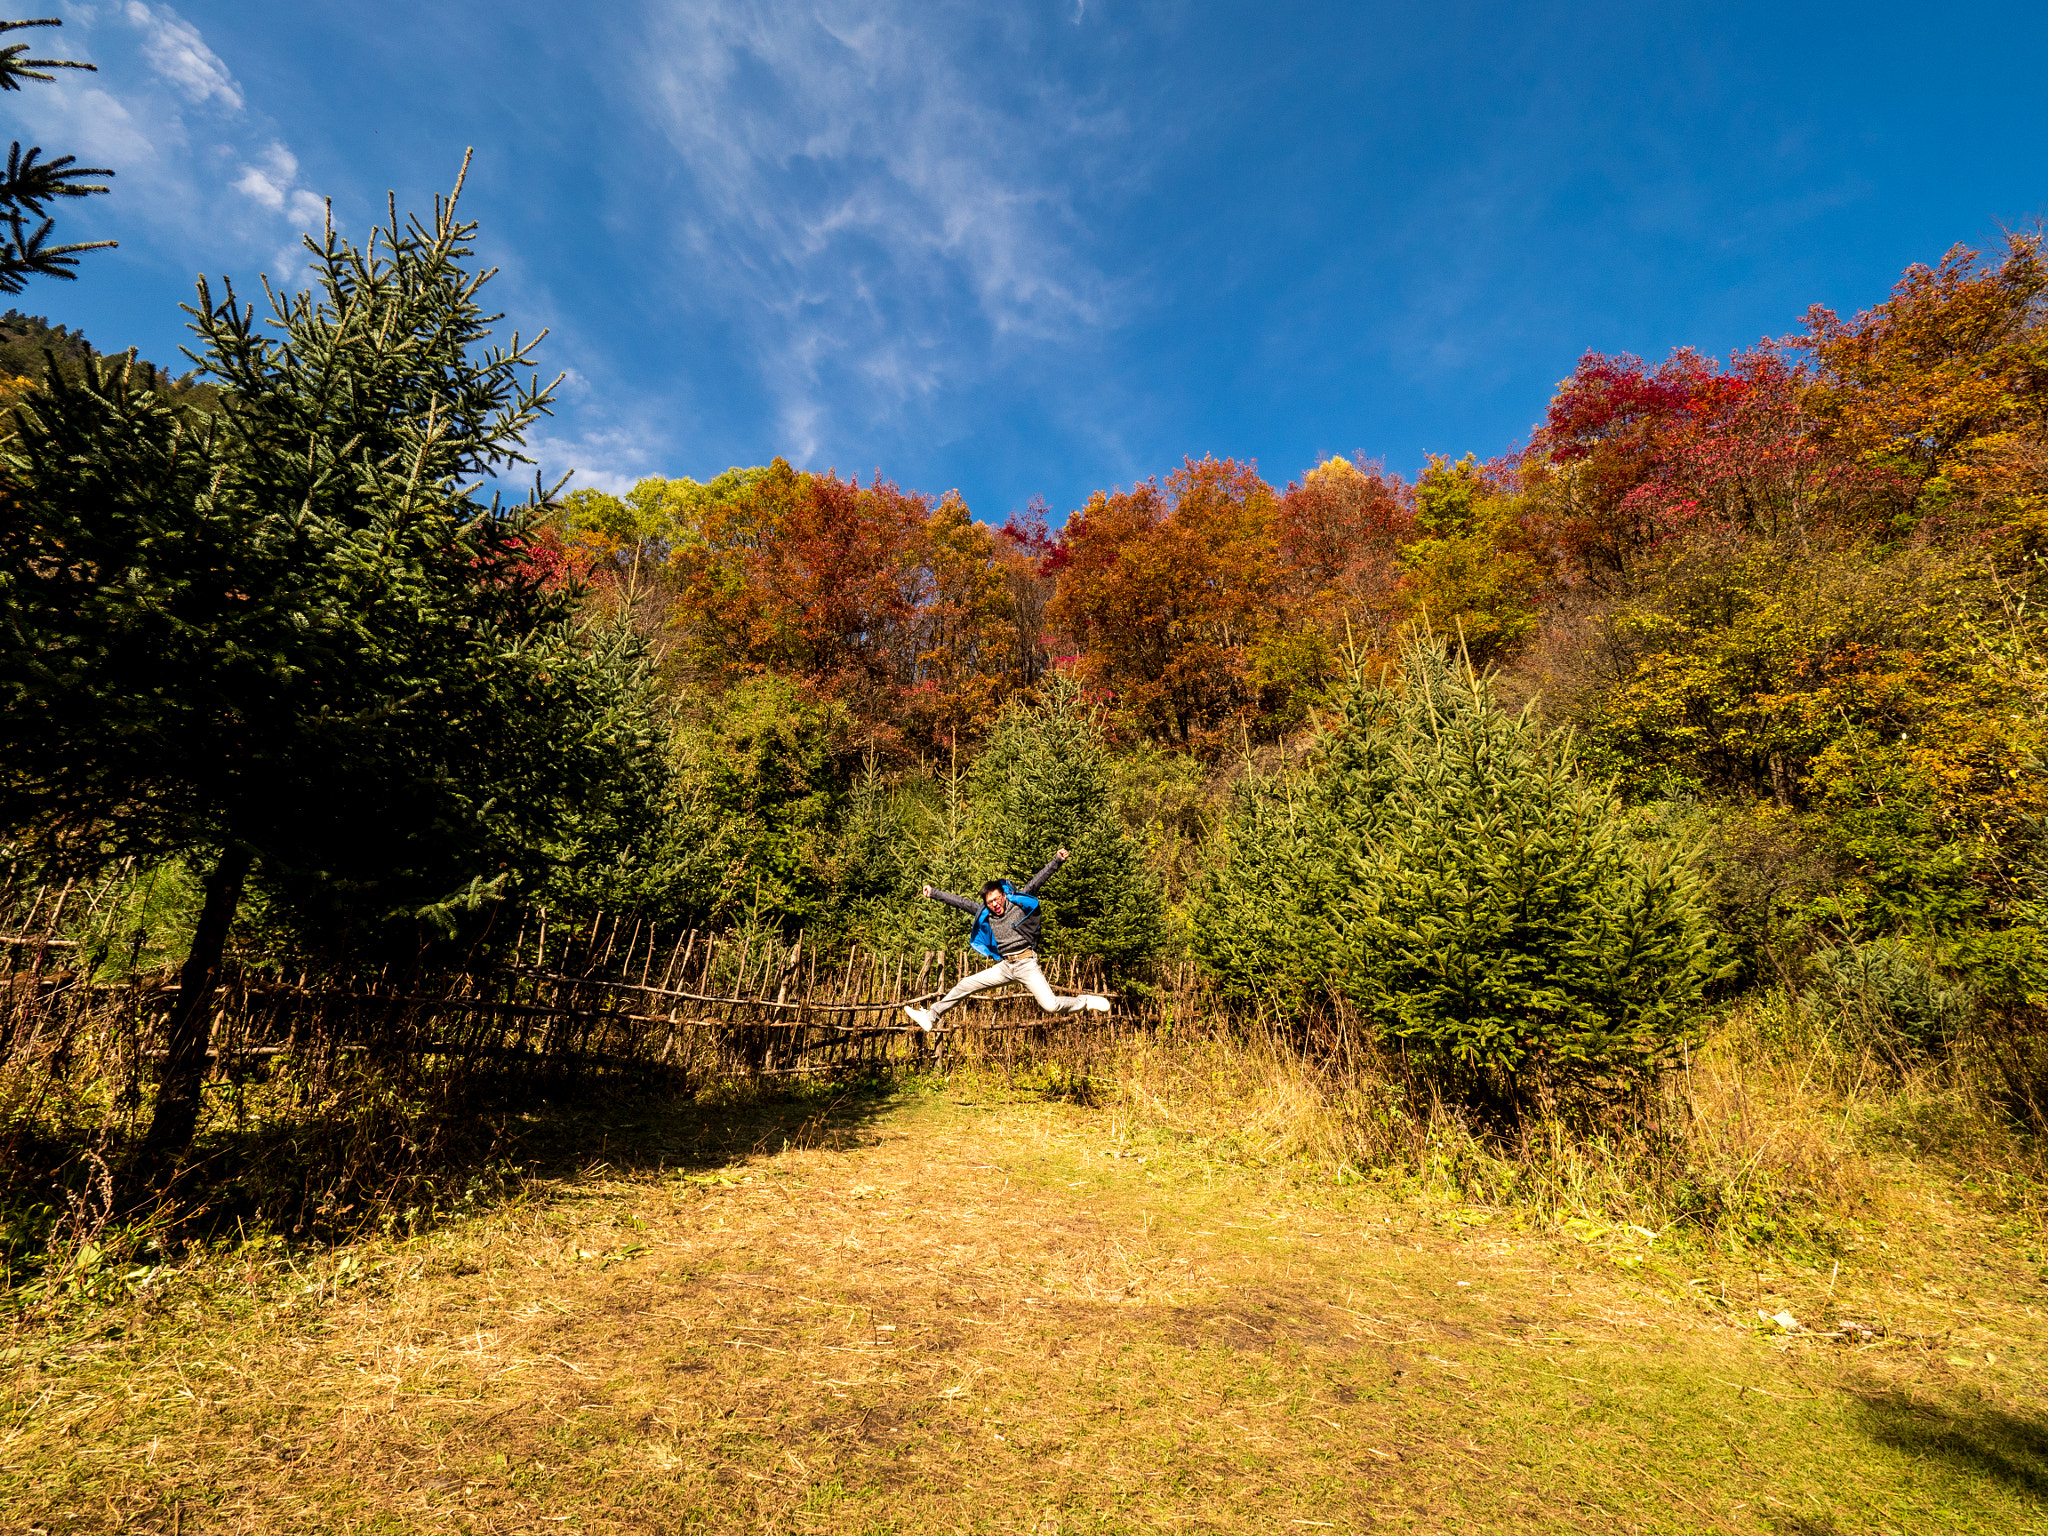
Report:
904,1006,936,1032
1080,994,1111,1013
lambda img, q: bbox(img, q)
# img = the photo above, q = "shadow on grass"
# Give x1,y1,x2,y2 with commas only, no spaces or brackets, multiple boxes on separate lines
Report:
1848,1387,2048,1502
5,1066,921,1285
190,1067,918,1243
502,1071,911,1184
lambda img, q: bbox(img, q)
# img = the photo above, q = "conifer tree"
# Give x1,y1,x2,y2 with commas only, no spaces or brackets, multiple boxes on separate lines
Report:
0,18,115,292
0,165,652,1161
968,674,1161,970
1196,639,1717,1114
1186,773,1350,1019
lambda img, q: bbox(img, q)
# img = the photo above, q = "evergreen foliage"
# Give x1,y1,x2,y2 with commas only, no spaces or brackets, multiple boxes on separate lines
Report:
1801,939,1973,1061
0,171,654,1155
503,618,673,924
1184,776,1349,1019
1196,639,1718,1113
651,674,856,927
966,673,1162,970
536,673,939,947
0,183,637,915
855,744,982,958
0,18,114,292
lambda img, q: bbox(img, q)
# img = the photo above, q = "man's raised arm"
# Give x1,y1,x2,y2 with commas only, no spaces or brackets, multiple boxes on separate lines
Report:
1021,848,1070,895
922,884,982,914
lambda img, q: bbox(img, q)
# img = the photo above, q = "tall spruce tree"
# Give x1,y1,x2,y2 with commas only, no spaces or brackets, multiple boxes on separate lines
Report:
0,18,115,293
0,166,652,1161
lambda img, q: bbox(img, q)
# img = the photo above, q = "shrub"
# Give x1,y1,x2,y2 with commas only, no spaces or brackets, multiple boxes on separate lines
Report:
1801,939,1974,1062
1196,639,1719,1115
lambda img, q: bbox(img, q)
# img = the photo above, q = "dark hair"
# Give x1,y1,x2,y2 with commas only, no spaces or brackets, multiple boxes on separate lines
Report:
980,880,1007,901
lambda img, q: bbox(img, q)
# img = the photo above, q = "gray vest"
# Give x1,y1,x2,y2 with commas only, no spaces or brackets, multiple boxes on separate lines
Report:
987,900,1036,955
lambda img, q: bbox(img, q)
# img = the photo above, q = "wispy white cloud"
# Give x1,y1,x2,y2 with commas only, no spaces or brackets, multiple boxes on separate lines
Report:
519,433,651,499
633,0,1125,462
123,0,243,110
0,3,326,280
233,143,326,227
518,369,672,498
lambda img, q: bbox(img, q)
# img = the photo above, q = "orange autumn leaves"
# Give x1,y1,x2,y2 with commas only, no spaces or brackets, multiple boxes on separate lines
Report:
549,447,1535,759
542,458,1042,758
549,448,1457,759
1047,453,1535,751
541,229,2045,771
1051,458,1288,749
1798,235,2048,552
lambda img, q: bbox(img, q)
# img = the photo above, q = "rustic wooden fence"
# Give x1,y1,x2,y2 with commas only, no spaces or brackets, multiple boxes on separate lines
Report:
0,875,1175,1099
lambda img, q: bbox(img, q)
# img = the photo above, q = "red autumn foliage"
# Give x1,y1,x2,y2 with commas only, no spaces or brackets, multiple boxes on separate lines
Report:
675,460,1011,754
1527,348,1737,588
1275,456,1414,624
500,524,577,590
1526,346,1893,590
1048,457,1286,748
995,496,1059,684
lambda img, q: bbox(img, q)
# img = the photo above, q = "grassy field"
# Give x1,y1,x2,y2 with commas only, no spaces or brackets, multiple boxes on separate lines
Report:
5,1068,2046,1535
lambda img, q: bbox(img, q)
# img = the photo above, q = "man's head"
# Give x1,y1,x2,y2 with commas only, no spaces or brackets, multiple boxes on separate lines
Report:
980,880,1008,915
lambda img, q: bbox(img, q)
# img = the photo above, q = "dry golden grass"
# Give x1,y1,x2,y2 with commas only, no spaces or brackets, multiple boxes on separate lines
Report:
1089,1006,2046,1259
6,1049,2046,1536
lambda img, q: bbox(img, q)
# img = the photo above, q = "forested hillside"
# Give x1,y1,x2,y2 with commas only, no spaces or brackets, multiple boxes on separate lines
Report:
533,232,2048,1027
4,8,2044,1523
2,191,2042,1226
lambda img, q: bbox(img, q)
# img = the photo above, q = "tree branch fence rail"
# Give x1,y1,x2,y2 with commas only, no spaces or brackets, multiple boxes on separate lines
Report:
0,879,1184,1110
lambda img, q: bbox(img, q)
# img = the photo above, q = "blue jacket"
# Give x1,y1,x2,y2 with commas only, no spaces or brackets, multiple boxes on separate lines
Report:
929,855,1064,960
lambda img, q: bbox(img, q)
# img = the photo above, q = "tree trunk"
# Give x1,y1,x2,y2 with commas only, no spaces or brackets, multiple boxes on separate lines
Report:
138,843,252,1165
1768,753,1794,810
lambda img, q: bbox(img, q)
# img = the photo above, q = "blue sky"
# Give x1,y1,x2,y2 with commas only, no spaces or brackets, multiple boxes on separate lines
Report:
9,1,2045,523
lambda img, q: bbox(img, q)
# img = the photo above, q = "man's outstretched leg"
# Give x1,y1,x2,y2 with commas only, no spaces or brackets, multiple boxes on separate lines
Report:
1013,956,1110,1016
905,959,1007,1032
904,954,1109,1030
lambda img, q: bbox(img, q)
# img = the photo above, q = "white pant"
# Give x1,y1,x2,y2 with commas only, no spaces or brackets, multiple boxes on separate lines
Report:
928,953,1088,1019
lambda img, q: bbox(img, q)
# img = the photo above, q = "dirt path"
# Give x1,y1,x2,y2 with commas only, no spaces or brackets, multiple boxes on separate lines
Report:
8,1087,2046,1533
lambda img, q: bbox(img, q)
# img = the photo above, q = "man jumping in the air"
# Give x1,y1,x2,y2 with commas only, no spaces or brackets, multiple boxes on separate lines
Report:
904,848,1110,1031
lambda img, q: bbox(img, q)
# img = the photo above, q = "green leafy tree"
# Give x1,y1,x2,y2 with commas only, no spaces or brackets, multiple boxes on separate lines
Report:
554,673,864,931
0,311,224,418
1560,536,2048,987
1196,639,1717,1115
1398,455,1541,665
0,170,651,1161
0,18,115,292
